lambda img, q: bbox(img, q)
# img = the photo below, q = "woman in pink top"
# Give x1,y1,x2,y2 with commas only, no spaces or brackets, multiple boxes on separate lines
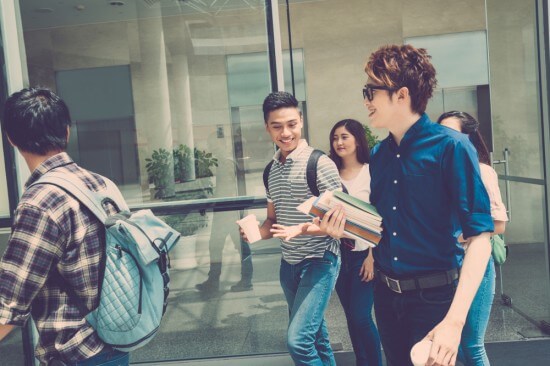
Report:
329,119,382,366
438,111,508,366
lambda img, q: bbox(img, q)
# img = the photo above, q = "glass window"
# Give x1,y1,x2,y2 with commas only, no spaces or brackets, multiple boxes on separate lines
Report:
405,31,489,88
487,0,543,179
19,0,274,206
0,11,24,366
280,0,546,355
18,0,295,362
14,0,550,363
128,208,300,362
280,0,489,152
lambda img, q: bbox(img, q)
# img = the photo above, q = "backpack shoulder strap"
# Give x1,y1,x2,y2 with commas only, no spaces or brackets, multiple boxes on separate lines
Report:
29,170,127,316
263,160,275,194
307,149,325,197
30,171,129,223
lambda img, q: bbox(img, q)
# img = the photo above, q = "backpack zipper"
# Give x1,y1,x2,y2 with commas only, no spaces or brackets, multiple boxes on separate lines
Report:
106,325,160,348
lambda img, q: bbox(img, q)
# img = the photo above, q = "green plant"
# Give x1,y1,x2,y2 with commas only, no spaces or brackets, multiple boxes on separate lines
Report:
146,144,219,199
145,148,172,199
194,148,218,178
172,144,219,180
363,124,381,148
173,144,193,182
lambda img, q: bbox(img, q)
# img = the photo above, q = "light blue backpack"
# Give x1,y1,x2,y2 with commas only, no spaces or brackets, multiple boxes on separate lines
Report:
33,171,180,352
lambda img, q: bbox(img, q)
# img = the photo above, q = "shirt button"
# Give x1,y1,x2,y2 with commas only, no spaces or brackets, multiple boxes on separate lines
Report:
397,154,400,158
393,206,397,210
393,232,397,236
393,257,398,261
393,180,398,184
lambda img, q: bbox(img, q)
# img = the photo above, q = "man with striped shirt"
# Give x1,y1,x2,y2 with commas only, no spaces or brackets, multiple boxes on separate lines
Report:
240,91,342,365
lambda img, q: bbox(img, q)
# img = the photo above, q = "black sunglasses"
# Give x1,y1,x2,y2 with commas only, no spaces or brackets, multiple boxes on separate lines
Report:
362,84,399,101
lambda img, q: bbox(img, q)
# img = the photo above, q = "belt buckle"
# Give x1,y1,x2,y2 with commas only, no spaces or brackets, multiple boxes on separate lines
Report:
385,276,402,293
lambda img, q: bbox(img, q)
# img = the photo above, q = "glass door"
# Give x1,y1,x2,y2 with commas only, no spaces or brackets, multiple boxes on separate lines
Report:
486,0,550,333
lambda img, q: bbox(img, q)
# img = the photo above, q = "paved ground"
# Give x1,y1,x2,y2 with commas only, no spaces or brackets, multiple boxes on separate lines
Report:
1,221,549,365
128,223,550,364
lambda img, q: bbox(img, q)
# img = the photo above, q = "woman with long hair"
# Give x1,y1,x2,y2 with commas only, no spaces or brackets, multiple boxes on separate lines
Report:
329,119,382,366
438,111,508,366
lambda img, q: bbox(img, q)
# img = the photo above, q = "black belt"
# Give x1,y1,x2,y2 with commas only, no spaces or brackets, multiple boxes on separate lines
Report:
376,268,459,293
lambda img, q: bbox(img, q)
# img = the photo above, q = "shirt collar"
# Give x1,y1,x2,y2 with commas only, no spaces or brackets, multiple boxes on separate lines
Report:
272,139,309,163
388,113,431,150
25,152,75,188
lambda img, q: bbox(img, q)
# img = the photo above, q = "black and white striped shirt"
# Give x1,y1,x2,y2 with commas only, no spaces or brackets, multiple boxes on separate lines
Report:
266,140,341,264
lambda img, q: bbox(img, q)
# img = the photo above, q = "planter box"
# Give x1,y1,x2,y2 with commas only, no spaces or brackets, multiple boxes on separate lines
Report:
175,177,215,195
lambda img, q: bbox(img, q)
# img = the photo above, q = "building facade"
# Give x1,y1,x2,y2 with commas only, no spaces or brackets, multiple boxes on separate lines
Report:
0,0,549,364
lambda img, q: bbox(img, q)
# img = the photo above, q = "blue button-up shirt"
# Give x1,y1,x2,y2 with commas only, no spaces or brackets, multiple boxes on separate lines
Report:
370,114,494,277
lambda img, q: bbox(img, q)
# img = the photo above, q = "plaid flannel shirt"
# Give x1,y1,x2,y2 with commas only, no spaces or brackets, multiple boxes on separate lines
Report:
0,153,115,364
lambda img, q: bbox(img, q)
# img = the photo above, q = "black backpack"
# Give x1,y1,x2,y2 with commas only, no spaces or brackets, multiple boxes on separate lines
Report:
263,149,325,197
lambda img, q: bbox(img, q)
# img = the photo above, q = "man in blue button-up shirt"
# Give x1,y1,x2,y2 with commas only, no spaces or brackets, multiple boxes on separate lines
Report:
356,45,493,366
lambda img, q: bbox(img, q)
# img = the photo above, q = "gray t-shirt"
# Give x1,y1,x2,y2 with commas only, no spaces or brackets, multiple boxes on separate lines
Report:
266,140,341,264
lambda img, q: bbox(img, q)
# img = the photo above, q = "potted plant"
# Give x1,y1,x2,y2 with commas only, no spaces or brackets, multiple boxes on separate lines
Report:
173,144,194,183
145,148,174,199
145,145,218,199
163,211,209,270
172,144,218,195
194,147,218,178
193,147,218,195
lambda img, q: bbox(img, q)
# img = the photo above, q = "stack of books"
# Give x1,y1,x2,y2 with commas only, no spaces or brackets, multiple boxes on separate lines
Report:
299,190,383,247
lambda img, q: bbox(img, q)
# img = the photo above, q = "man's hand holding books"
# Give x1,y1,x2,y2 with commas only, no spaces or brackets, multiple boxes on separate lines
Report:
315,205,347,239
300,190,383,246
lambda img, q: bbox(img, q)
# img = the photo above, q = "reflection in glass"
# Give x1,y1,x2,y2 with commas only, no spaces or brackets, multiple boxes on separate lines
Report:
486,0,550,326
20,0,272,206
498,182,550,322
487,0,543,180
129,208,290,363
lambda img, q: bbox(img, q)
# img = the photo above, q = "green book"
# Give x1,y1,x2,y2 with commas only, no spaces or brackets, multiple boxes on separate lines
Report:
332,190,381,218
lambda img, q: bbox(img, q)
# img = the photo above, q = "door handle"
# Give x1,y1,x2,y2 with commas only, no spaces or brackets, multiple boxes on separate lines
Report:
492,148,511,222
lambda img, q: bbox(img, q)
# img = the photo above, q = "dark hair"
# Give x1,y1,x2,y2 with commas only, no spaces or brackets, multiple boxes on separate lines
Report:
329,119,370,170
2,87,72,155
365,44,437,114
262,91,300,123
437,111,491,165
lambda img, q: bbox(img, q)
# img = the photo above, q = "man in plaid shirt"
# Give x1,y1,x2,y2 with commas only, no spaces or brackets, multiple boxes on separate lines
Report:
0,88,129,365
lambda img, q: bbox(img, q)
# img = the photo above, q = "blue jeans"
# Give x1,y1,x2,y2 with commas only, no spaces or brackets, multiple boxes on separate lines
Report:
459,257,495,366
374,277,457,366
279,250,340,366
335,248,382,366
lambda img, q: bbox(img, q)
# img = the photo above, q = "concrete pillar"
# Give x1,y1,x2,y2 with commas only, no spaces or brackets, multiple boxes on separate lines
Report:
130,16,175,198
